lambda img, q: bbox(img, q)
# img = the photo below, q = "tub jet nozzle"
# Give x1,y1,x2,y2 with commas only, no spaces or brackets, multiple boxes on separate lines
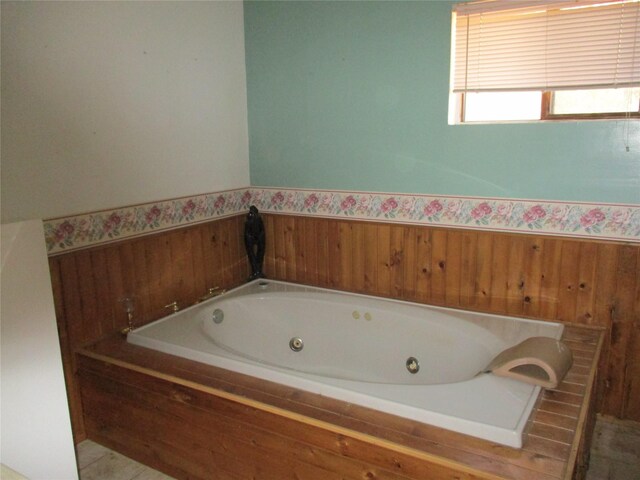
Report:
406,357,420,374
289,337,304,352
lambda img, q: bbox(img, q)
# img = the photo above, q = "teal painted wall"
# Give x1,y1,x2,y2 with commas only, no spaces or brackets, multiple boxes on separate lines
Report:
244,1,639,204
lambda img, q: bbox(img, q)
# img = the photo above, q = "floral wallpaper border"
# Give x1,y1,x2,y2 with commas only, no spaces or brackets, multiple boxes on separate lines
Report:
44,188,253,255
44,187,640,255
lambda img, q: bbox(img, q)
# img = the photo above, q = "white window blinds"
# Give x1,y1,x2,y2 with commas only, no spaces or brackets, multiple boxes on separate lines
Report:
452,0,640,93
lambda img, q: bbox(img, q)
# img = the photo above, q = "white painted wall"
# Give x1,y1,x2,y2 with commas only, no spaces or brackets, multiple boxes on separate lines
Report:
1,1,250,223
1,220,78,479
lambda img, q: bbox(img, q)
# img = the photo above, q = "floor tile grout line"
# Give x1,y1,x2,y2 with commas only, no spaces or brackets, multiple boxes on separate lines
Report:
77,442,112,473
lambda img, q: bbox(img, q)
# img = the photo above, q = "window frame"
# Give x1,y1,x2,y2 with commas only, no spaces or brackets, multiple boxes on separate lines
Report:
455,90,640,124
451,0,640,124
540,92,640,121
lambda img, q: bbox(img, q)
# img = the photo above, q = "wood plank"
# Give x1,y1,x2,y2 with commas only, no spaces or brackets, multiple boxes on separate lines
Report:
575,242,598,325
131,238,151,324
363,223,378,294
284,215,298,283
505,236,526,316
444,230,462,308
118,242,136,311
263,214,277,277
622,247,640,421
523,435,571,462
592,244,617,330
489,234,509,314
327,222,344,288
49,256,86,439
201,222,220,291
390,225,405,298
91,248,115,335
537,399,581,419
351,222,366,293
556,241,580,323
169,229,195,306
377,224,392,297
142,235,162,319
402,227,417,299
543,390,583,407
303,217,319,286
604,245,638,418
527,422,574,446
430,229,447,305
158,234,175,310
218,218,235,288
563,323,605,480
48,258,66,337
230,215,247,283
459,231,478,309
328,220,341,289
530,410,578,432
316,219,330,288
104,247,124,334
474,233,493,311
188,224,207,296
274,215,287,280
295,216,307,282
539,238,562,320
75,251,100,343
522,237,543,318
415,228,431,303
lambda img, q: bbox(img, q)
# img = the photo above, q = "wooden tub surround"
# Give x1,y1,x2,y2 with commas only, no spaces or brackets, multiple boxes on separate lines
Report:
48,213,635,477
77,324,603,480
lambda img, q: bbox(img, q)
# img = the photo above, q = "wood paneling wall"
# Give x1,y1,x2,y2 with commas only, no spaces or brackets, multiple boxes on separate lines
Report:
261,214,640,422
49,215,248,440
48,211,639,443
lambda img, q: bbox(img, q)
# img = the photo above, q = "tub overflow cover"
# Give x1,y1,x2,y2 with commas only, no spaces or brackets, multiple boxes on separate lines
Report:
212,309,224,324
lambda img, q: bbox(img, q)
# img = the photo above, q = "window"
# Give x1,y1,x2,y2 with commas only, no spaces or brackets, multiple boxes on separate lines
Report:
450,0,640,124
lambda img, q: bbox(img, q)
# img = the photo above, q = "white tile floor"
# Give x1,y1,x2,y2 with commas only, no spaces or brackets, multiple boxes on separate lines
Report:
78,416,640,480
77,441,174,480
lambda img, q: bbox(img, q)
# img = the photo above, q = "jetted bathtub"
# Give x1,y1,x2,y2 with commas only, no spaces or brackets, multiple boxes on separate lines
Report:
128,280,563,448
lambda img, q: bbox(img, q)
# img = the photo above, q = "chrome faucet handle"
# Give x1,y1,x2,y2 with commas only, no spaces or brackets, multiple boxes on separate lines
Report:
119,296,136,335
198,287,226,302
164,301,179,312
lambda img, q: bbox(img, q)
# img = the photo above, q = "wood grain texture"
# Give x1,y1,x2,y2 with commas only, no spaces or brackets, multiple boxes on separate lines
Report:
77,325,603,480
49,212,639,448
261,214,640,422
49,215,248,440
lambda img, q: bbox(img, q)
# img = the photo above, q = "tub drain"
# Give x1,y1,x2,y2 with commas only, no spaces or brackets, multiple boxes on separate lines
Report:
406,357,420,374
211,309,224,324
289,337,304,352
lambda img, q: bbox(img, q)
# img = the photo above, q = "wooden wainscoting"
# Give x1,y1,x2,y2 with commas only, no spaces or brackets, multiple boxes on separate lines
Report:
261,214,640,422
49,211,639,442
49,215,249,440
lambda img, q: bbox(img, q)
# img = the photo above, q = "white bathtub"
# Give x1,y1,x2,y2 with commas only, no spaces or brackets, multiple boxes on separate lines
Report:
128,280,563,448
